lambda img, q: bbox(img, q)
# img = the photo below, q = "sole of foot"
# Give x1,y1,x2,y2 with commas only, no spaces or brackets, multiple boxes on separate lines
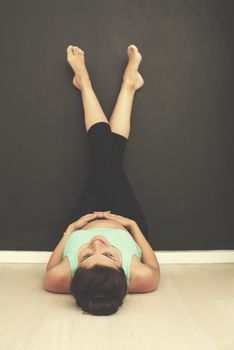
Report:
66,45,90,90
123,44,144,91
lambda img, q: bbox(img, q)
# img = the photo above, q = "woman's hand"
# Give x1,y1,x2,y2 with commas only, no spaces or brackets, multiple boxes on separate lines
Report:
64,213,99,235
65,211,112,235
73,213,102,229
103,212,135,230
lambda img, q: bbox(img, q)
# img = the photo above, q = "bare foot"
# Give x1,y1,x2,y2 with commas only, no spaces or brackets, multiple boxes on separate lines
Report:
66,45,91,90
123,44,144,91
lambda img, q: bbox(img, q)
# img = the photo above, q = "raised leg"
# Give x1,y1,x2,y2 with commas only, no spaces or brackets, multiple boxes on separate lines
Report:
109,44,144,139
109,82,136,140
66,44,144,138
66,45,149,235
66,45,109,132
80,80,109,132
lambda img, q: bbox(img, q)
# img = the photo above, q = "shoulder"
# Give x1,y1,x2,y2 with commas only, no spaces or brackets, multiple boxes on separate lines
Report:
128,258,160,293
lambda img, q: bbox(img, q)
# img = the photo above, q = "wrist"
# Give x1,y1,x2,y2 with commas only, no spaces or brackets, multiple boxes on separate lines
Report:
63,231,71,237
64,223,76,236
128,220,137,231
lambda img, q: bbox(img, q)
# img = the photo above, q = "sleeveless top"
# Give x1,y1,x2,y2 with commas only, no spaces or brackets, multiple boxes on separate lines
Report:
63,227,142,292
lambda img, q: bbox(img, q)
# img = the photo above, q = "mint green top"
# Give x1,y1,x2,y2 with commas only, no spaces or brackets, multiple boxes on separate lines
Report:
63,227,142,292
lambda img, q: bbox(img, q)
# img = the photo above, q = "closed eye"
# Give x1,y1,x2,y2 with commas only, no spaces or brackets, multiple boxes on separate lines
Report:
81,253,116,262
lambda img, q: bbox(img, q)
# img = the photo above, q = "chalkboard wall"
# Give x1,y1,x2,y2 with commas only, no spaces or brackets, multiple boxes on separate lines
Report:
0,0,233,252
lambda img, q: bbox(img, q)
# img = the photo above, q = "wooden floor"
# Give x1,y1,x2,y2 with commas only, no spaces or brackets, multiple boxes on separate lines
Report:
0,263,233,350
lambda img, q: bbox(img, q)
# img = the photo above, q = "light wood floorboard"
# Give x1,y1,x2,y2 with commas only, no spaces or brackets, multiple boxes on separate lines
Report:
0,263,233,350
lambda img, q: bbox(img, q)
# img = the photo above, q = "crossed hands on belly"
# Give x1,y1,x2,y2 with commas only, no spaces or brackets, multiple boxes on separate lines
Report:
65,210,134,235
93,210,111,218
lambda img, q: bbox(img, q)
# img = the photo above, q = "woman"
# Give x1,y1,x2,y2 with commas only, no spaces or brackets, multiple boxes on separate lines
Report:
44,44,160,315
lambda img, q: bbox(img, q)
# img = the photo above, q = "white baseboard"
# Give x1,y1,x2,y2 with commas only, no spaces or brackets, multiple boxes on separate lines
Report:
0,250,234,264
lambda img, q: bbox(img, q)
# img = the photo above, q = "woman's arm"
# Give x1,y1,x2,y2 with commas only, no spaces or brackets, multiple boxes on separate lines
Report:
45,212,99,271
129,221,160,270
45,224,75,272
102,212,160,270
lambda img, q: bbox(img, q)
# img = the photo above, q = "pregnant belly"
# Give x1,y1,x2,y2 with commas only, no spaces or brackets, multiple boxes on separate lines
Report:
82,218,128,231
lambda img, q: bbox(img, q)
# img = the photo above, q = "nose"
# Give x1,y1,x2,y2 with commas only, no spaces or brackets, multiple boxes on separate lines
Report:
90,235,109,245
89,239,106,248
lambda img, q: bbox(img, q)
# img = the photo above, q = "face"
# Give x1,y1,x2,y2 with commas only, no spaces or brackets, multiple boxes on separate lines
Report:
78,235,122,270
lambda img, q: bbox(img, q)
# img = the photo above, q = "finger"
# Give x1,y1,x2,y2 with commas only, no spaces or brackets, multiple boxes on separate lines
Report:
81,213,95,217
81,213,97,219
105,212,115,216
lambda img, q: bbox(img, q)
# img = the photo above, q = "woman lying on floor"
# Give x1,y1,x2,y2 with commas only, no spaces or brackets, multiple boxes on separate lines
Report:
43,43,160,316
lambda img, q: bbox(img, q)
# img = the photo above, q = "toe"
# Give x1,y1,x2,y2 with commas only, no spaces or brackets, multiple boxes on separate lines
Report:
72,46,84,55
67,45,74,55
128,44,138,52
78,47,84,55
127,45,137,58
73,46,79,54
127,44,142,64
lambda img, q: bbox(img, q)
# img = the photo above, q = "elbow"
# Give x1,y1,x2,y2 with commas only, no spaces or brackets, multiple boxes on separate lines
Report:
149,281,160,293
153,267,161,291
153,281,160,291
43,276,52,293
43,274,57,293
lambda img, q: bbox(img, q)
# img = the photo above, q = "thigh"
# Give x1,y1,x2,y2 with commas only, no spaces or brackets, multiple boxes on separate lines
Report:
106,167,150,238
110,131,128,166
87,161,150,237
71,122,150,237
69,122,115,221
87,122,128,170
68,176,98,222
87,122,113,170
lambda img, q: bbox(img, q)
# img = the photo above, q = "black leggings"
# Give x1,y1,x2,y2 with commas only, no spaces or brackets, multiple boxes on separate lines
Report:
69,121,149,238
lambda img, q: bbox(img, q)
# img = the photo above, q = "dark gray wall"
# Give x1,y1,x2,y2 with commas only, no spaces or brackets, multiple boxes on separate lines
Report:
0,0,233,251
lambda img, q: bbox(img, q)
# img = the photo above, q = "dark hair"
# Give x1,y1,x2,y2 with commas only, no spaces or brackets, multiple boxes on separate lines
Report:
70,264,128,316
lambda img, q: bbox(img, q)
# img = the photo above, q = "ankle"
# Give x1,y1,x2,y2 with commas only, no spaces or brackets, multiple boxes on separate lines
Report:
121,80,137,93
80,77,92,91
